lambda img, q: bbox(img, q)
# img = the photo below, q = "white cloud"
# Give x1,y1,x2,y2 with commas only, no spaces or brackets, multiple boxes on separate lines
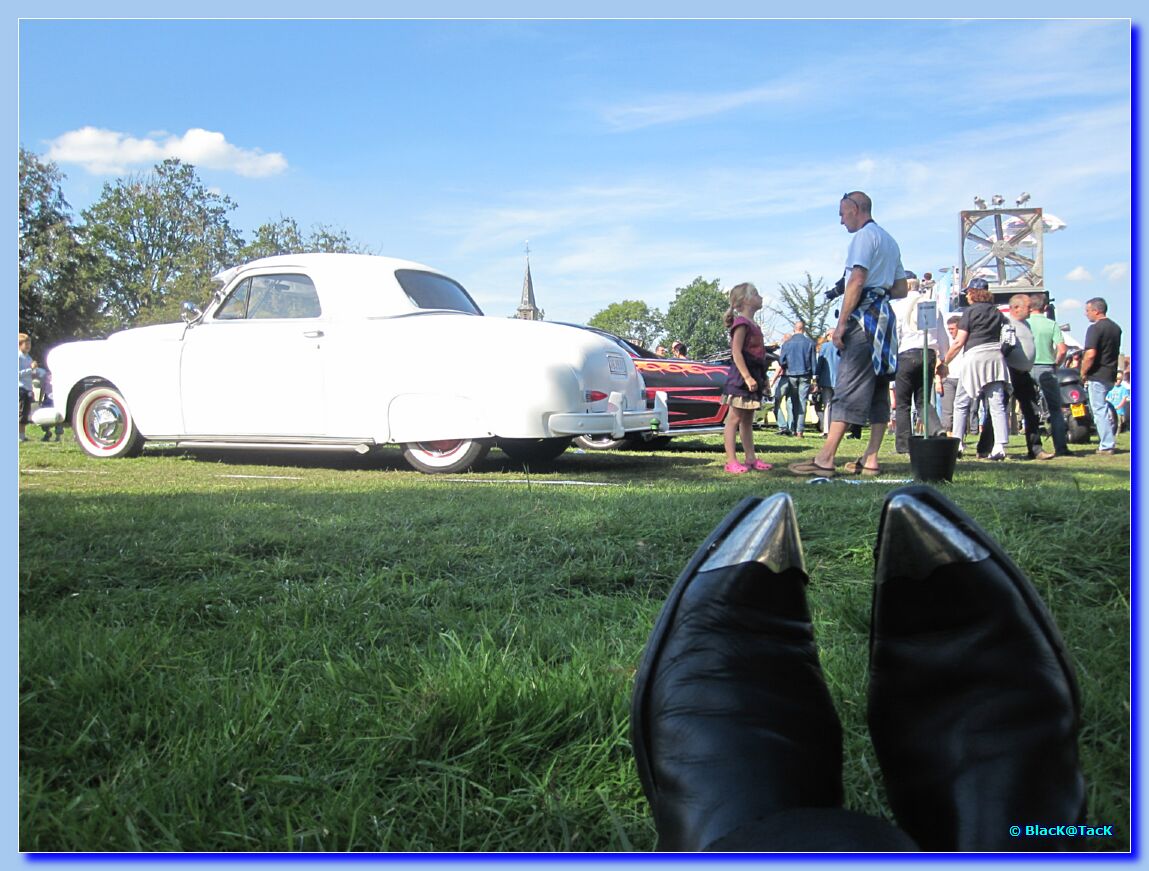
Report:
598,22,1127,136
45,126,288,177
1059,299,1083,311
600,80,805,131
1065,266,1093,281
1102,262,1129,282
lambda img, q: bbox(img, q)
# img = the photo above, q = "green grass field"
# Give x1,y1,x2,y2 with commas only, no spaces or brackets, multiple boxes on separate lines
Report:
18,429,1131,852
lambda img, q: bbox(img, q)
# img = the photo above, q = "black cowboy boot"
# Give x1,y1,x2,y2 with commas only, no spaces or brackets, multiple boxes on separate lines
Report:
630,494,844,851
868,486,1085,851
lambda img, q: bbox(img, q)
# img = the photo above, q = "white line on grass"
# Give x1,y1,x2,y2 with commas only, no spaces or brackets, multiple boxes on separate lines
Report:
217,474,305,480
807,477,915,485
20,468,109,475
440,478,621,487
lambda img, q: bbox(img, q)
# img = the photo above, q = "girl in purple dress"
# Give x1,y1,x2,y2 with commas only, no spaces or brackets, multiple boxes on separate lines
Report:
720,283,772,474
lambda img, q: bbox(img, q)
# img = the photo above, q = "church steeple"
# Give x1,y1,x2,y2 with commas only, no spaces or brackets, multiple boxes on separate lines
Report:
515,241,543,321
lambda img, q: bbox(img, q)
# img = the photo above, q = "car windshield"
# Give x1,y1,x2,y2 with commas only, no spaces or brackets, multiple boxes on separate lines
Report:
395,269,483,315
623,340,658,358
563,323,650,358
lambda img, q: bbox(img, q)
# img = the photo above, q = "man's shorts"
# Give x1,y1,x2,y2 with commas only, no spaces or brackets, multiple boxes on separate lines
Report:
829,321,891,426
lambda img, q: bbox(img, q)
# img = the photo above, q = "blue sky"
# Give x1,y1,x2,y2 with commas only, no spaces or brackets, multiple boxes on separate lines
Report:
17,18,1134,350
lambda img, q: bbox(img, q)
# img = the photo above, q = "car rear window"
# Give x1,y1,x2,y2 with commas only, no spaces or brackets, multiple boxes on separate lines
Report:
395,269,483,315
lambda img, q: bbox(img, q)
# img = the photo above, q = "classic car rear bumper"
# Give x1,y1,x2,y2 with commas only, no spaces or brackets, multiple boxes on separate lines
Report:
548,391,668,439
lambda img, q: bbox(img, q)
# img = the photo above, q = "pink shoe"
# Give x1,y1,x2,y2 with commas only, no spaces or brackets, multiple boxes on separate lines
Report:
750,459,773,471
724,461,749,474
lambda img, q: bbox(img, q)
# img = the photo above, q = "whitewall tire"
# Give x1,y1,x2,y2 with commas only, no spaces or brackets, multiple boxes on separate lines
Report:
72,385,144,458
401,439,490,473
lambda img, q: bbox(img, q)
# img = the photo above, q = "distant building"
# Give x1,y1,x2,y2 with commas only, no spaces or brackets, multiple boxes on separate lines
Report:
515,253,544,321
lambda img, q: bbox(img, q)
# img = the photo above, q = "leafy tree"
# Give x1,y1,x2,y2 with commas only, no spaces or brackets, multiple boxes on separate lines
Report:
662,276,728,358
587,300,664,349
18,148,100,350
82,159,243,330
238,218,372,262
238,216,307,261
306,224,371,254
766,272,835,340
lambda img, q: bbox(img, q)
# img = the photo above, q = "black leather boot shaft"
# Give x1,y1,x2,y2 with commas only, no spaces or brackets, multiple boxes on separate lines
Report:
869,486,1085,852
632,495,843,852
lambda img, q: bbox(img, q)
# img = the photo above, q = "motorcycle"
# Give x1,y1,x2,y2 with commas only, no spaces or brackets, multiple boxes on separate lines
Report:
1048,366,1118,444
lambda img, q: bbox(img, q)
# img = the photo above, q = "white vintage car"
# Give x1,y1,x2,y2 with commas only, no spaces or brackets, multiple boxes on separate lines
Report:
35,253,668,473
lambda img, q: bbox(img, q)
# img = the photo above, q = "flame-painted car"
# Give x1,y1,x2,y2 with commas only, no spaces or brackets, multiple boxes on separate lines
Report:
34,254,668,473
565,326,777,450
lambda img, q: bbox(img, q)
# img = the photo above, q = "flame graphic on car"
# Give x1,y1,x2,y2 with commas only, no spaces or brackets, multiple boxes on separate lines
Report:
636,360,727,376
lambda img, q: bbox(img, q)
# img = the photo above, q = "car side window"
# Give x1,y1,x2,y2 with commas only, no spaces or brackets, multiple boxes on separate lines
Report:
218,274,322,320
216,279,251,320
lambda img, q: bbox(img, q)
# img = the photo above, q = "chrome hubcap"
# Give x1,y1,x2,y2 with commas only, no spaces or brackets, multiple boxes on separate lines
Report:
86,398,127,447
416,440,463,457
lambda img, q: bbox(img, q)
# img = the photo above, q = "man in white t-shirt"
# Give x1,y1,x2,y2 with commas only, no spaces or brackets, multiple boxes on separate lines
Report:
889,276,949,452
790,192,907,476
939,315,973,435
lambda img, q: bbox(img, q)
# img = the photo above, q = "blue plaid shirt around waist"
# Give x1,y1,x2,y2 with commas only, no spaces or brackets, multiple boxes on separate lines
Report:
850,286,899,376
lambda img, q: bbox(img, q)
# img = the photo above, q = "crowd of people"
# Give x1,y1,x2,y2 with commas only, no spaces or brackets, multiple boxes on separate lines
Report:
717,191,1128,474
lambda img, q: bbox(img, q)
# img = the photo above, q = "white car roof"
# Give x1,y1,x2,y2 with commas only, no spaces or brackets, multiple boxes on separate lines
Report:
211,253,471,319
212,252,438,285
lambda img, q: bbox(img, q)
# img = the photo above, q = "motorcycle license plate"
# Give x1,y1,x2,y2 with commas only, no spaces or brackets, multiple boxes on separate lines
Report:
1071,402,1088,418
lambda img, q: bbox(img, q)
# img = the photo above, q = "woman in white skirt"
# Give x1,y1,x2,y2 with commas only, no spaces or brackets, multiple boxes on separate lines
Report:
938,280,1010,460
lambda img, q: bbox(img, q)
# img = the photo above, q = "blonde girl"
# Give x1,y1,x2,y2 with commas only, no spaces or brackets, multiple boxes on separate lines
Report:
719,283,772,473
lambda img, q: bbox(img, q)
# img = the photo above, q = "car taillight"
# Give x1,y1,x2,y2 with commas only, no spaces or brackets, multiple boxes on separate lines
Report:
645,388,657,401
585,390,608,403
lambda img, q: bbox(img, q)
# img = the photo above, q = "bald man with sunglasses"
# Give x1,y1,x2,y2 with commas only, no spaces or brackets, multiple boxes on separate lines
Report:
790,192,908,477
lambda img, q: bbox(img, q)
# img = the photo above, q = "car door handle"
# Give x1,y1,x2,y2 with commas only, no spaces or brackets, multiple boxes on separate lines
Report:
303,330,324,338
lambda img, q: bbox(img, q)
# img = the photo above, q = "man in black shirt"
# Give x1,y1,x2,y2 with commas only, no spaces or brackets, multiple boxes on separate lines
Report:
1081,297,1122,454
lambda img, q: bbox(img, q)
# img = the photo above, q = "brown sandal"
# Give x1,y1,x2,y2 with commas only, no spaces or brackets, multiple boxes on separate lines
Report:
788,459,837,477
844,457,881,477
